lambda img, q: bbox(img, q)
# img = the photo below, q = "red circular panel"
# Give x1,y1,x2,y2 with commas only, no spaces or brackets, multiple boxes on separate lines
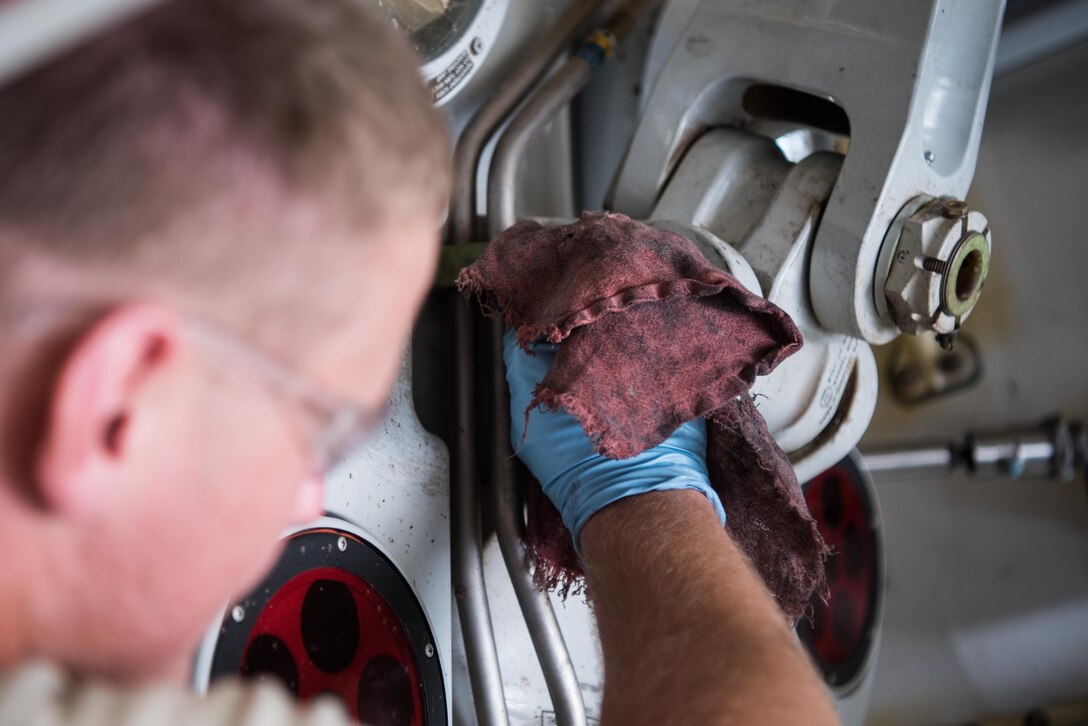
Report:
798,464,877,674
240,566,423,725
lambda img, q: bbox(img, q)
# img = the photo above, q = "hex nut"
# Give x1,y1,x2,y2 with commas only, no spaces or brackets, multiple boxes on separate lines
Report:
884,198,991,336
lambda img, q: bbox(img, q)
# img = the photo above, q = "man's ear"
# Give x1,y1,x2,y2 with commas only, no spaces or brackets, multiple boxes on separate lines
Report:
35,303,182,518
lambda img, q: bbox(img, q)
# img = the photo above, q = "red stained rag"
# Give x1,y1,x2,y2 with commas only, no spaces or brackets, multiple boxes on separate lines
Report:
457,211,828,622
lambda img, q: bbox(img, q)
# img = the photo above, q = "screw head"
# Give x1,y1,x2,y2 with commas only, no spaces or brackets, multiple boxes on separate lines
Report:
939,199,968,218
425,643,435,658
469,37,484,55
337,536,348,552
231,605,245,623
924,150,935,164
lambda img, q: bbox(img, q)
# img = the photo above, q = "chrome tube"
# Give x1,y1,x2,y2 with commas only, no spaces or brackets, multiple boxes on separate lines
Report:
488,319,588,726
971,429,1061,480
479,43,602,726
449,0,606,246
861,443,958,477
479,3,657,723
450,4,608,724
486,0,651,236
452,301,509,726
487,57,594,235
860,416,1084,482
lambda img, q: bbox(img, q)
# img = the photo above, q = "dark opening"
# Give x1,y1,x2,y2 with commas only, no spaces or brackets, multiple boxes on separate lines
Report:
301,580,360,674
797,455,879,686
821,475,844,529
357,655,414,726
241,634,299,694
956,249,983,302
742,84,850,136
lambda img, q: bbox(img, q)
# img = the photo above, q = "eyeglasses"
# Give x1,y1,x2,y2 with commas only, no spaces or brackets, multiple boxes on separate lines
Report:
181,319,387,473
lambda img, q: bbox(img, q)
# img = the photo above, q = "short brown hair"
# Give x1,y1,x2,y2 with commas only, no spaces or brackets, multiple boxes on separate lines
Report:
0,0,449,284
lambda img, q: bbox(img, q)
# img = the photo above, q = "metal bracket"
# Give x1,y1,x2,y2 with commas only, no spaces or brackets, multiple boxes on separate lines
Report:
609,0,1004,343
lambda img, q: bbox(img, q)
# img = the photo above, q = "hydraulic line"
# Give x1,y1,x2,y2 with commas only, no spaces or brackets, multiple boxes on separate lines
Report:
481,3,660,724
449,3,608,725
449,0,606,247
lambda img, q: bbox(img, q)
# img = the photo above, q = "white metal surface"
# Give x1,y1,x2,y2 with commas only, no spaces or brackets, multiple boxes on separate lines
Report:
321,345,453,718
418,0,510,106
0,0,164,85
610,0,1004,343
192,346,454,721
648,129,878,483
441,1,579,137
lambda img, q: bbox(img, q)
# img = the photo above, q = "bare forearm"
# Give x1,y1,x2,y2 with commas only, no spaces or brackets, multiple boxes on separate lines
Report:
581,490,839,726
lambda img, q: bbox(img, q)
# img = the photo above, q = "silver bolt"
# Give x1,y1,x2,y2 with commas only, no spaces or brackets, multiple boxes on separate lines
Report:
425,643,435,658
470,37,484,55
924,150,935,164
939,199,968,218
337,536,348,552
922,256,949,275
231,605,245,623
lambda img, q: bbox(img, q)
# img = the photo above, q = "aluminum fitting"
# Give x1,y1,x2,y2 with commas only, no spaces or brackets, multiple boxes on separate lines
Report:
883,197,992,336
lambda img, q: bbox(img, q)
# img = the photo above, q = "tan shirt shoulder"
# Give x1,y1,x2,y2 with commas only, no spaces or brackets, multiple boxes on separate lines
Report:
0,662,353,726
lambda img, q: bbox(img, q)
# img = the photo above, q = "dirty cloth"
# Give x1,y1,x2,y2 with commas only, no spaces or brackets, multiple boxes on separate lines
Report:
457,211,828,622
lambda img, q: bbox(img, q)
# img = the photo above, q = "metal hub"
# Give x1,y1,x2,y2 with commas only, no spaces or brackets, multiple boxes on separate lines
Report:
883,196,993,336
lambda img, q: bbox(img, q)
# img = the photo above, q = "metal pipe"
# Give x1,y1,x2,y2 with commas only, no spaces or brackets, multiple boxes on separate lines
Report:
449,5,608,724
476,40,599,726
486,1,651,237
452,301,509,726
488,319,587,726
970,428,1064,480
449,0,606,246
861,416,1085,482
860,443,959,477
487,58,594,235
479,41,597,726
478,4,657,723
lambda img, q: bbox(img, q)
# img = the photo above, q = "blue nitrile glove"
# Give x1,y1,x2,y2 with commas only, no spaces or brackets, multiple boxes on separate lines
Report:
504,329,726,547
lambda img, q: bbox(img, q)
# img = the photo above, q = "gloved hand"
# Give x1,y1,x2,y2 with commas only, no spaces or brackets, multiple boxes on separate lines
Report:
504,329,726,547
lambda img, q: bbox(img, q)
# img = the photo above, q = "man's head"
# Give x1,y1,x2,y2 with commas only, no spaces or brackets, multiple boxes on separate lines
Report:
0,0,449,680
